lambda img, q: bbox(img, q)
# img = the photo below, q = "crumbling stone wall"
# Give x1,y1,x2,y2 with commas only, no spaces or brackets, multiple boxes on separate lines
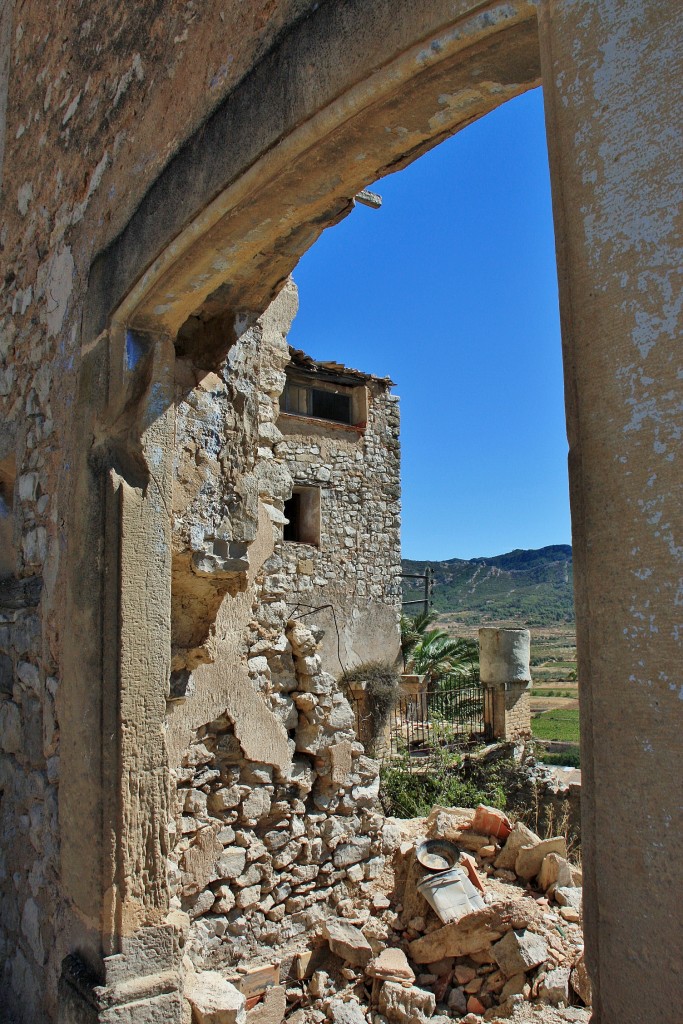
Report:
163,282,391,973
0,577,57,1023
0,5,334,1019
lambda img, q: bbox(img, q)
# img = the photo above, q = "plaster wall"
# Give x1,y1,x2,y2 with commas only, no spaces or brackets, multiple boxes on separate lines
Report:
537,4,683,1018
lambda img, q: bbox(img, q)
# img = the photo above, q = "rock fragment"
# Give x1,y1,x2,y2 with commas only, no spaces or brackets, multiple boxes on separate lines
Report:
570,954,592,1006
366,946,415,984
537,852,575,891
493,821,540,871
492,929,548,978
245,985,286,1024
555,885,582,911
324,919,373,967
326,998,367,1024
378,981,436,1023
538,966,571,1006
515,836,568,881
409,900,541,964
185,971,247,1024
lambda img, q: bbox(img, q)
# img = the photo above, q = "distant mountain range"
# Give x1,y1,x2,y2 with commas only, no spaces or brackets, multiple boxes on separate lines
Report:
402,545,574,626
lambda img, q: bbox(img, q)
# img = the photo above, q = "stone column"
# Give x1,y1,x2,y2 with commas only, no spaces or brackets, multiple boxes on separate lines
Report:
59,327,184,1022
538,3,682,1021
479,628,531,742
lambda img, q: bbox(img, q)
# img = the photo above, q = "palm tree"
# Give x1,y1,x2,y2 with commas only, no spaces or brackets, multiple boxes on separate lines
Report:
407,629,479,687
400,609,439,665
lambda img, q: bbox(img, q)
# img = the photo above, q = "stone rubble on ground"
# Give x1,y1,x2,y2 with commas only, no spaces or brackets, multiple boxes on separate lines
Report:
195,801,590,1024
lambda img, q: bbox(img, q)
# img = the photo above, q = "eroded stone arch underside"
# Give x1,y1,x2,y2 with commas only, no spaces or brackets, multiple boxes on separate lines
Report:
48,1,681,1022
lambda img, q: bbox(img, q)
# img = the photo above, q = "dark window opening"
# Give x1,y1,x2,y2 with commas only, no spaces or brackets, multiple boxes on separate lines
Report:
283,492,301,541
310,387,351,423
283,487,321,545
283,380,352,424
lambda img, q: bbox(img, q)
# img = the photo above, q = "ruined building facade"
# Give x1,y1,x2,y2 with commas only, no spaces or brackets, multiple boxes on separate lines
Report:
0,3,681,1023
166,284,397,972
277,348,401,675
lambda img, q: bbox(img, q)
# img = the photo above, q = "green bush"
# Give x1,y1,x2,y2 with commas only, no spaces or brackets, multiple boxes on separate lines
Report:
531,688,577,699
380,747,516,819
538,748,581,768
380,750,485,818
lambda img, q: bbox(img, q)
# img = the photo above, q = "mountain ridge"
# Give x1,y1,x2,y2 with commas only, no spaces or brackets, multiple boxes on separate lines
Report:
402,544,574,626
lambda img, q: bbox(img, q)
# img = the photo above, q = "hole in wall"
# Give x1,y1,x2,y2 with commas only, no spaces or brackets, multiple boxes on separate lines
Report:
283,486,321,546
0,455,17,579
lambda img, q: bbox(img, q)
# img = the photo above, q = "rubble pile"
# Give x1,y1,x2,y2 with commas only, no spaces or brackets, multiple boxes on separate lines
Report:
182,802,589,1024
168,619,390,962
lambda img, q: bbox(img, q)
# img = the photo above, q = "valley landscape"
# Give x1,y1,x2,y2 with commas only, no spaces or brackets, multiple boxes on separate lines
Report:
402,546,580,760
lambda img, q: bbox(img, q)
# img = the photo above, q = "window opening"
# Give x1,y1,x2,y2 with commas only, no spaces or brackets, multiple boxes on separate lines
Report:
283,486,321,545
311,387,351,423
283,379,352,425
283,492,301,541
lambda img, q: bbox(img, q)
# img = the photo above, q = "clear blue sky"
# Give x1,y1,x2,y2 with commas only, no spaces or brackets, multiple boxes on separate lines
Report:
288,87,571,561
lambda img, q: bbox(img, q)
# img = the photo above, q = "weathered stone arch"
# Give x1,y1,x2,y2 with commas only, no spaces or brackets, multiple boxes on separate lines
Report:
60,2,681,1022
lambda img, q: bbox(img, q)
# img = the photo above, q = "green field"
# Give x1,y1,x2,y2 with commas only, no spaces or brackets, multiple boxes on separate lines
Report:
532,708,581,744
531,688,576,699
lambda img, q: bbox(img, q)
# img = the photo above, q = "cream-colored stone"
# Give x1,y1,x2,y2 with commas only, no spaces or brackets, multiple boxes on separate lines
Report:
185,971,246,1024
378,981,435,1024
494,821,540,871
515,837,567,882
366,947,415,984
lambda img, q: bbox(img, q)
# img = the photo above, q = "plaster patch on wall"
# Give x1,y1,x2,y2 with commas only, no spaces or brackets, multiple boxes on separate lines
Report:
17,181,32,216
61,91,81,126
568,0,683,419
70,151,110,226
113,53,144,108
40,246,74,338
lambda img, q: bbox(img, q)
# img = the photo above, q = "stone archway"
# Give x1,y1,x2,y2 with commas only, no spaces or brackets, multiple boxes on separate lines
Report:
63,2,682,1022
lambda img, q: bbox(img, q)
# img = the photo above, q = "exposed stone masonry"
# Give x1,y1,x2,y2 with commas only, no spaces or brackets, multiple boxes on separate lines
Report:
170,618,386,969
277,370,401,674
166,281,392,971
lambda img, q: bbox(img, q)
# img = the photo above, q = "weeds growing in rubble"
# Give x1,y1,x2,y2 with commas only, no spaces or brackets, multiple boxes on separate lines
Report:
517,785,582,861
379,747,506,818
380,747,582,860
